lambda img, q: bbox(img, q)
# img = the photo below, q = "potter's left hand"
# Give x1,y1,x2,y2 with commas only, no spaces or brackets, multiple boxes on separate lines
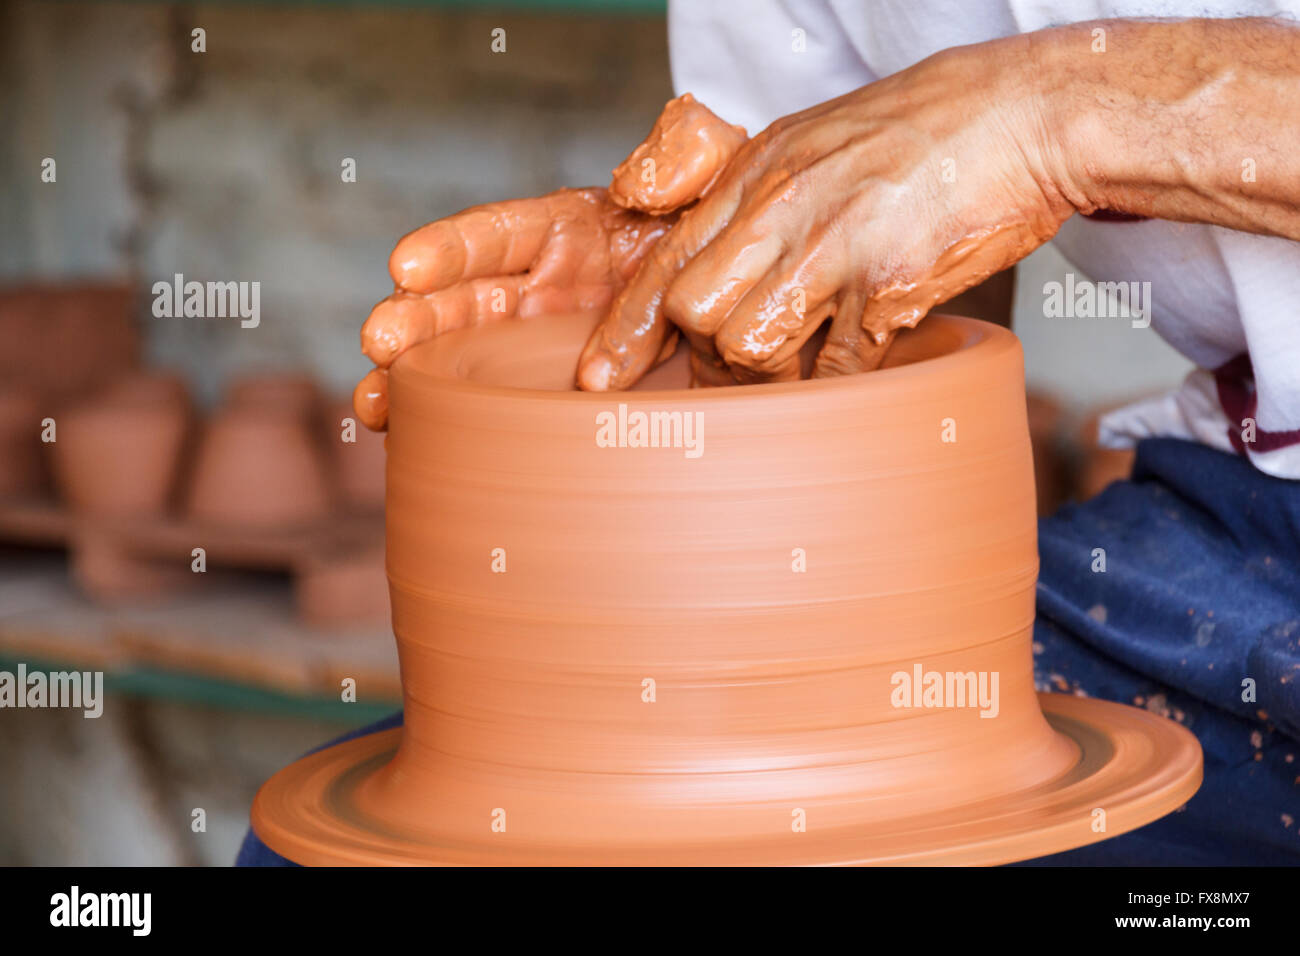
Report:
353,93,745,428
578,37,1073,388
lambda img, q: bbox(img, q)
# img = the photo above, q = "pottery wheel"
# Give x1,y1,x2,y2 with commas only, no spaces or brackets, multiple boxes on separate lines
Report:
253,693,1200,866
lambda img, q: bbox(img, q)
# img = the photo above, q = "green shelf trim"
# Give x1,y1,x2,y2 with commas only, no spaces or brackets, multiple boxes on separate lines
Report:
122,0,666,14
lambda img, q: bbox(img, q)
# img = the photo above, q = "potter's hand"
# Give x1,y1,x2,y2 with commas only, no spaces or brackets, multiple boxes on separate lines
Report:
577,39,1073,388
353,94,745,429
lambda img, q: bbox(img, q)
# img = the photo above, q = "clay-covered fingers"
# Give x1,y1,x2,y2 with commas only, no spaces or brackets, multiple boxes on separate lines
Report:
812,292,897,379
361,279,525,368
575,245,676,391
352,367,389,431
707,254,839,383
687,340,736,388
722,299,836,385
609,93,747,216
362,273,629,370
576,181,746,391
387,189,606,294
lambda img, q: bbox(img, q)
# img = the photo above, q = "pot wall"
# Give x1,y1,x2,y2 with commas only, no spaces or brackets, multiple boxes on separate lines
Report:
379,312,1071,844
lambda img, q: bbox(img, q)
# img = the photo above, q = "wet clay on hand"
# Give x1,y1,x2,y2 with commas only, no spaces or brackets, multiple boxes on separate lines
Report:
608,93,746,215
577,41,1075,391
353,95,745,430
253,311,1201,865
353,188,674,431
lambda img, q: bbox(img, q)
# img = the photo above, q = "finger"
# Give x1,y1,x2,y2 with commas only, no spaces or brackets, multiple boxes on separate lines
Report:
609,93,747,215
388,189,604,294
519,282,619,319
681,327,732,388
576,182,747,391
812,291,897,378
724,299,835,385
523,200,609,291
361,293,437,367
353,367,389,432
662,223,785,338
712,261,836,379
604,206,678,282
688,348,734,388
361,278,526,367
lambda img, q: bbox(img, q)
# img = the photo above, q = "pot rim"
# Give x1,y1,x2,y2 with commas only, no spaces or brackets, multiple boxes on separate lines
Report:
392,311,1018,404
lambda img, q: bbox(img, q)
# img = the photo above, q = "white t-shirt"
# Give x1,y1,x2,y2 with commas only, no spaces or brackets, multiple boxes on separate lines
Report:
668,0,1300,478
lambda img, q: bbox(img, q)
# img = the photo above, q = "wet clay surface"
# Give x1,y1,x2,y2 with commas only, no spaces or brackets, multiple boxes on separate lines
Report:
254,312,1200,864
609,93,746,215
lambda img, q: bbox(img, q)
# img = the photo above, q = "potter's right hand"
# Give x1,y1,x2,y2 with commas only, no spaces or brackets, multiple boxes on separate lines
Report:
353,94,745,430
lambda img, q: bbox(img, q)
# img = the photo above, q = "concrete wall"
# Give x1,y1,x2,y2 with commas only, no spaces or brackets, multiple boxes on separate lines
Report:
1,0,674,403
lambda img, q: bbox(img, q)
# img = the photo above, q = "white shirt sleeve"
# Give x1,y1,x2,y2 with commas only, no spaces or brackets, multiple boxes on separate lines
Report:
667,0,876,135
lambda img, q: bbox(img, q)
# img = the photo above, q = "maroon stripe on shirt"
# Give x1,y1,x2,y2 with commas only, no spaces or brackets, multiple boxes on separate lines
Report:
1213,353,1300,454
1083,210,1151,222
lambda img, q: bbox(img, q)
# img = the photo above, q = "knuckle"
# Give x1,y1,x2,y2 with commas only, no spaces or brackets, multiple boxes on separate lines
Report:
663,275,709,331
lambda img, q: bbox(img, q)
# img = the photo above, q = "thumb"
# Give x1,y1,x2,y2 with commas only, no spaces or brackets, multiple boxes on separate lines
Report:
608,93,746,215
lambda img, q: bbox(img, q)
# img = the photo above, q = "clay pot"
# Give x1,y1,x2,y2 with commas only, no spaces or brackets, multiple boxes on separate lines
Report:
71,528,196,602
0,282,139,403
49,372,192,518
103,370,190,408
325,398,386,512
0,384,46,499
225,372,322,422
1077,411,1137,501
295,546,390,629
253,312,1200,865
187,402,334,528
1025,391,1067,516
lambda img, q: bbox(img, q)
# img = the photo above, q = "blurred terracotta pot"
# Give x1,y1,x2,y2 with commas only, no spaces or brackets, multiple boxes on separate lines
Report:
50,373,191,518
295,546,390,629
71,529,196,602
1078,412,1137,501
0,282,139,402
187,403,334,528
226,372,322,422
104,370,190,407
0,384,45,498
1025,391,1067,516
325,398,386,512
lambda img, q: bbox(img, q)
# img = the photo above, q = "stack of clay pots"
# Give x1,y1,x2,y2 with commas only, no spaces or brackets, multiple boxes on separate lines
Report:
0,282,388,627
50,371,194,520
0,385,44,500
0,283,141,502
186,373,386,526
46,370,384,617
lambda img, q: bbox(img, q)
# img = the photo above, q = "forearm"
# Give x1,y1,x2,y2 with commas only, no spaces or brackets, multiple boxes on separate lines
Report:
1027,17,1300,240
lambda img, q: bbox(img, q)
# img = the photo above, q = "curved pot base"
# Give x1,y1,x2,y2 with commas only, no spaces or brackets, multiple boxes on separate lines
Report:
252,693,1201,866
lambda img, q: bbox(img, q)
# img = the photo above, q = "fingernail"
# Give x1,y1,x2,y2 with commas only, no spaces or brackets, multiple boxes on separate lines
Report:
579,353,614,391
